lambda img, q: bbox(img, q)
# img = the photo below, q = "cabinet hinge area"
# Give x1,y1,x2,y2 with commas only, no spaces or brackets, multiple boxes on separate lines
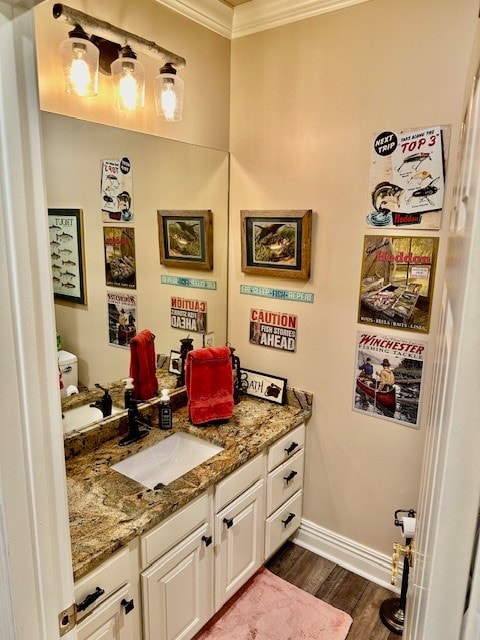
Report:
58,603,76,636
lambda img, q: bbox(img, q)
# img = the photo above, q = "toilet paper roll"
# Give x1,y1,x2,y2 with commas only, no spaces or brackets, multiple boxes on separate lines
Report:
66,385,79,396
401,516,416,538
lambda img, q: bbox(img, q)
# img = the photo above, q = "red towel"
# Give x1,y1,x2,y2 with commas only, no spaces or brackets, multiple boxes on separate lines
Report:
185,346,234,425
129,329,159,401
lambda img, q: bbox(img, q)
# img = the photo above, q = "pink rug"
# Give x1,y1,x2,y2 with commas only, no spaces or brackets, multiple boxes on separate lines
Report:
195,568,352,640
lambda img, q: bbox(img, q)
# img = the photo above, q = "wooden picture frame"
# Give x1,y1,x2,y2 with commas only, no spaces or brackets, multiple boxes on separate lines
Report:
158,210,213,270
241,210,312,280
48,208,87,305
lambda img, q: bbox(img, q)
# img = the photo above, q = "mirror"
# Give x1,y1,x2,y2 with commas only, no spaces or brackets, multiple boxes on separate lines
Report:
43,113,229,412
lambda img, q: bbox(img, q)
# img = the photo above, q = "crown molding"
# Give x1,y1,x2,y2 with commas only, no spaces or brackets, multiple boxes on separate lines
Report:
156,0,372,39
155,0,234,39
232,0,374,38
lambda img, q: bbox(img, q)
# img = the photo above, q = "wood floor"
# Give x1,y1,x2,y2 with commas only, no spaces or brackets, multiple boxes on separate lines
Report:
266,541,400,640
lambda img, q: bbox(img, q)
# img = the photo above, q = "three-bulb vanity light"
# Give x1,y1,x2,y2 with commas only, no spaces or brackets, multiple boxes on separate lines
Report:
54,3,185,121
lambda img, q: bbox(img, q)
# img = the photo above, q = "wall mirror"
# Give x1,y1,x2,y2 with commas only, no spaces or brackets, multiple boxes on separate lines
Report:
35,1,230,425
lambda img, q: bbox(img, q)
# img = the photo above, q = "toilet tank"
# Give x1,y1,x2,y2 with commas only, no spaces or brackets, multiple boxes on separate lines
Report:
58,350,78,397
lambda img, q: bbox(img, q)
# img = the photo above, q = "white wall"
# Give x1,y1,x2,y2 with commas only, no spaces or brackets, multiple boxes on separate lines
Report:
228,0,478,556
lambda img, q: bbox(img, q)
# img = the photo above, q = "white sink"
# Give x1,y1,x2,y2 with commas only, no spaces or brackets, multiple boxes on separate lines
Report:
111,432,223,489
62,404,123,434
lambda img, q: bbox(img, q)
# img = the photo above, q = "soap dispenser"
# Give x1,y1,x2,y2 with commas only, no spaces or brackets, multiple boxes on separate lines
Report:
124,377,135,409
159,388,172,430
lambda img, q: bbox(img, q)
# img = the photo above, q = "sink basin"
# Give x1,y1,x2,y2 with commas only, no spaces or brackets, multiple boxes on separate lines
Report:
111,432,224,489
62,404,123,434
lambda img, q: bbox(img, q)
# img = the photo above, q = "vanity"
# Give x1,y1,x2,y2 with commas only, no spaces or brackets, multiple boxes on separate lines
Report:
65,393,310,640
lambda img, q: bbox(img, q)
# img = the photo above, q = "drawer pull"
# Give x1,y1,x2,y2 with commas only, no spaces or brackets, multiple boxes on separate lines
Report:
283,470,298,484
223,517,234,529
202,535,213,546
121,598,134,615
76,587,105,612
284,442,299,455
281,512,296,528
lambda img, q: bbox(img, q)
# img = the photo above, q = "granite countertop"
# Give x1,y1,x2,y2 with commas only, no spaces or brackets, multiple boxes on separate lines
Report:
66,391,312,581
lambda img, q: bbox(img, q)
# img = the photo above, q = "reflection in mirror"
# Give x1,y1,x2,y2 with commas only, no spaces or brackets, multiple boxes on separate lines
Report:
42,113,229,416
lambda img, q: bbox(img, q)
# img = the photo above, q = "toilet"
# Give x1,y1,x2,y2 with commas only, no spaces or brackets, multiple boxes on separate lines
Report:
58,350,78,397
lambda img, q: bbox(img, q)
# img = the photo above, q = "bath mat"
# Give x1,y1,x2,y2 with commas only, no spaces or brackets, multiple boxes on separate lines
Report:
194,568,352,640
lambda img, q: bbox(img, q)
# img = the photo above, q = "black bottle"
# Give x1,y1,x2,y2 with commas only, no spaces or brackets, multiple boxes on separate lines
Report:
159,389,172,430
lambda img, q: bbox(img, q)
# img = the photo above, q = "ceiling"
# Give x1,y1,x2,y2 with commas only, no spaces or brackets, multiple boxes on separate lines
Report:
221,0,252,5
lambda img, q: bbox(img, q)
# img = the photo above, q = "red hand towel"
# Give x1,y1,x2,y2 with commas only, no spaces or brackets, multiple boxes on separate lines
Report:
185,346,234,425
129,329,159,401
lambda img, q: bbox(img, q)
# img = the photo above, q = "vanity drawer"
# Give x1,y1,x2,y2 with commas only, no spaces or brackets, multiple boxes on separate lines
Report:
215,452,265,513
74,546,130,621
265,490,303,560
267,423,305,472
141,492,209,569
266,449,304,516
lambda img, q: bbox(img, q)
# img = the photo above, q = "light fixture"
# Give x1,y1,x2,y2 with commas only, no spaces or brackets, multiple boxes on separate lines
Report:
111,45,145,111
60,24,99,96
154,63,184,122
53,4,186,118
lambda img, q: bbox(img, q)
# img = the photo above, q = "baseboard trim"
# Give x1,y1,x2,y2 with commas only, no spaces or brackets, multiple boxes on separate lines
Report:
292,518,401,593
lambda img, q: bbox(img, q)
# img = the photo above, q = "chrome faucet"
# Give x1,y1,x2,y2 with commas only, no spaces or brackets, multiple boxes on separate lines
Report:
89,384,113,417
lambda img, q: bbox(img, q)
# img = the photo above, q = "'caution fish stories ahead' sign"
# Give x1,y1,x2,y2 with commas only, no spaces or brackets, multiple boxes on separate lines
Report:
170,297,207,333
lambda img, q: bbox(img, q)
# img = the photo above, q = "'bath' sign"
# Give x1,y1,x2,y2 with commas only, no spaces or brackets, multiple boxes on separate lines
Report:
170,297,207,333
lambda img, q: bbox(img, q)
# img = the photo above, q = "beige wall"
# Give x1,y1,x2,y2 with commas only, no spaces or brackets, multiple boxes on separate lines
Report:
35,0,231,151
228,0,478,554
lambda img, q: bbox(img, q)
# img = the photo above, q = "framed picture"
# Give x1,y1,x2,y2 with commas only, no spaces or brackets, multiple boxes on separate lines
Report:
158,210,213,270
169,350,181,375
48,208,87,305
241,210,312,279
239,368,287,405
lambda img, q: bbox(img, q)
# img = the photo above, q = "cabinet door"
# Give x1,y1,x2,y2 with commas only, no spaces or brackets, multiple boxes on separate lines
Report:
142,522,213,640
215,478,265,611
76,584,137,640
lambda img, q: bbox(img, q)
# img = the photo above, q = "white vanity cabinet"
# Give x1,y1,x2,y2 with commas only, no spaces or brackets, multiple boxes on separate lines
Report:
265,423,305,559
214,454,265,610
74,543,140,640
140,492,214,640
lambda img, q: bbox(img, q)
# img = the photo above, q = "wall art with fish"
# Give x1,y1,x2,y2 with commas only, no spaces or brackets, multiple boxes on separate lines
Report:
366,125,450,230
48,208,86,305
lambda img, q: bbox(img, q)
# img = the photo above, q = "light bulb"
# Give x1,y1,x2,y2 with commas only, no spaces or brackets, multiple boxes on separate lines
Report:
69,53,91,97
119,70,138,111
154,64,184,122
60,26,99,97
111,47,145,111
161,84,177,121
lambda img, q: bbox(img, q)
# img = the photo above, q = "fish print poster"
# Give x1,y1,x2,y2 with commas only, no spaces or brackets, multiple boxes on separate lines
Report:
48,208,86,305
353,330,427,428
366,125,449,230
358,235,439,334
101,157,133,222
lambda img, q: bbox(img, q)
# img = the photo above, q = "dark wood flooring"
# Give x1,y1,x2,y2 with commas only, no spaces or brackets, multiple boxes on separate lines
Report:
266,541,400,640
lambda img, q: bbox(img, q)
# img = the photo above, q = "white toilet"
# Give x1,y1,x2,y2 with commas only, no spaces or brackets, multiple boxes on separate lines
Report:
58,349,78,397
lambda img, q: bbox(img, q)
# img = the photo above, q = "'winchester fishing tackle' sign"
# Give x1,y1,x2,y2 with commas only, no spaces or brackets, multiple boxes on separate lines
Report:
365,125,449,230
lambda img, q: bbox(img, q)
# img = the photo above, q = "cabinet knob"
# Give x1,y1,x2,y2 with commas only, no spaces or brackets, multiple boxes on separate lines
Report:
283,470,298,484
76,587,105,612
284,442,299,455
281,512,295,528
121,598,135,615
223,517,234,529
202,534,213,546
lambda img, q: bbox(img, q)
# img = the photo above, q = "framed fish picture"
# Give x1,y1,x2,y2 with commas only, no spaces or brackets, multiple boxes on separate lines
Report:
48,208,87,305
157,210,213,271
241,210,312,279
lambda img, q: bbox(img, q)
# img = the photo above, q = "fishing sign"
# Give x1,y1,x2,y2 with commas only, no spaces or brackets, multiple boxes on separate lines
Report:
365,125,448,230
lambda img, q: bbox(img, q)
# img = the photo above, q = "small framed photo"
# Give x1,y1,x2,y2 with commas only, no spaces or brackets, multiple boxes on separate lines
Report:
169,350,181,375
48,208,87,305
158,210,213,270
240,368,287,405
241,210,312,280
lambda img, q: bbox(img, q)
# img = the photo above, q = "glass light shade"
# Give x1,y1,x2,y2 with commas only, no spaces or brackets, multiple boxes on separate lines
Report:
110,55,145,111
154,67,184,122
60,36,99,97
